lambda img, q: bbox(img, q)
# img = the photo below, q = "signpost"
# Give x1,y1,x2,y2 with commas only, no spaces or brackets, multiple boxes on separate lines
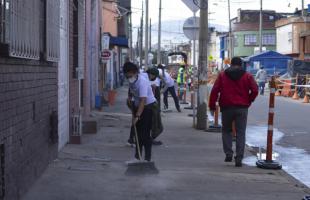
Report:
101,50,112,61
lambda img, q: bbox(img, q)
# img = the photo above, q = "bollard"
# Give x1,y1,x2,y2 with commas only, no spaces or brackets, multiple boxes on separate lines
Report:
256,76,282,169
184,87,195,109
292,74,299,100
180,85,189,104
206,102,222,132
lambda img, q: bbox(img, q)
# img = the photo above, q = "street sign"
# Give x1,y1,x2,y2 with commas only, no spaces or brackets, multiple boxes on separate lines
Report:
181,0,199,13
101,50,112,60
183,16,200,40
101,34,110,50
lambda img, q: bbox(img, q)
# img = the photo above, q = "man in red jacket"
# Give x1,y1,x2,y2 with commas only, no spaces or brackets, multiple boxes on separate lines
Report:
209,57,258,167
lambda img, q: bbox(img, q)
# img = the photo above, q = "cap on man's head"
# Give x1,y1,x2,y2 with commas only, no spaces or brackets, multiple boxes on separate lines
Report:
123,62,138,74
231,57,243,67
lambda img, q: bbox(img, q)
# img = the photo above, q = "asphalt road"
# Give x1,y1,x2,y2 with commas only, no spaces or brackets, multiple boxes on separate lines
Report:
248,94,310,153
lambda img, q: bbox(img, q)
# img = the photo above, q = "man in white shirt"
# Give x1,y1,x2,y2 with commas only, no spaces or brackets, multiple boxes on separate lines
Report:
124,62,156,161
158,65,181,112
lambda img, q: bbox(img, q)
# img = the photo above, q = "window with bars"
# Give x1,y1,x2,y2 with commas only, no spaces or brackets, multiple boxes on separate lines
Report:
244,34,257,46
262,33,276,45
0,0,59,61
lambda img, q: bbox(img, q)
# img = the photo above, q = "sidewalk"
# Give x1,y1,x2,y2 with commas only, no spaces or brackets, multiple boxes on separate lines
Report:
22,87,309,200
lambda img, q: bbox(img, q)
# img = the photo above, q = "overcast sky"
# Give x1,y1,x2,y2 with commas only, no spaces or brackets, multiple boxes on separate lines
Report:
131,0,310,26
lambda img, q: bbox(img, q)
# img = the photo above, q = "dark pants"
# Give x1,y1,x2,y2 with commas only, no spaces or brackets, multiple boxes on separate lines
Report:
178,83,184,100
258,82,266,95
154,86,161,110
221,108,248,160
163,86,180,110
134,106,153,161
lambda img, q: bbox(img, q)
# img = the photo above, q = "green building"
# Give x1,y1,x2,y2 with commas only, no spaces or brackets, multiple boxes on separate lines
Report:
231,9,284,57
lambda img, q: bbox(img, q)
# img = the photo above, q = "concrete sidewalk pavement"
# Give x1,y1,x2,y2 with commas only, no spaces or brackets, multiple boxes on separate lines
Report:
22,87,309,200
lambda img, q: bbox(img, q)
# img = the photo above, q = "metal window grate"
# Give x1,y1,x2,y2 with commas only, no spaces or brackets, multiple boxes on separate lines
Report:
9,0,40,59
46,0,60,62
72,113,82,136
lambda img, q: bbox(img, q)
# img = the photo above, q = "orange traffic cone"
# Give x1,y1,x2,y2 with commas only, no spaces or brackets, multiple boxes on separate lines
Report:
292,90,299,100
303,94,309,103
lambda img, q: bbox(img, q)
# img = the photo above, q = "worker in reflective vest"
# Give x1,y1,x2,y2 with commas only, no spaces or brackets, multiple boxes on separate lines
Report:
177,65,186,100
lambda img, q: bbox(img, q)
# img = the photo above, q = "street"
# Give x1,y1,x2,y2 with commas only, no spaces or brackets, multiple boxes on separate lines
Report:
248,95,310,153
22,87,309,200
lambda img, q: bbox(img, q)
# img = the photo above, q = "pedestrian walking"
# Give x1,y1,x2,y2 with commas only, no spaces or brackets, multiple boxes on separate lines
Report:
255,66,268,95
209,57,258,167
158,64,181,112
124,62,157,161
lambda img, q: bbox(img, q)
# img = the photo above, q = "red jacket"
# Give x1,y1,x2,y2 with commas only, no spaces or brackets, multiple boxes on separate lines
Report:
209,68,258,111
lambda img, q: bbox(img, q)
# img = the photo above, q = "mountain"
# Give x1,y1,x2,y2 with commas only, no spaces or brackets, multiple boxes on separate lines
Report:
132,19,228,47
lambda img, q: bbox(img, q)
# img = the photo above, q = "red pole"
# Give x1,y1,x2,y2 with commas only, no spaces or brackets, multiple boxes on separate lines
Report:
266,76,276,161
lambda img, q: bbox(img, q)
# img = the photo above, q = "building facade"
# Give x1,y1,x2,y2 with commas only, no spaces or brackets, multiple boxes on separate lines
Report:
231,9,284,57
0,1,60,199
276,16,310,59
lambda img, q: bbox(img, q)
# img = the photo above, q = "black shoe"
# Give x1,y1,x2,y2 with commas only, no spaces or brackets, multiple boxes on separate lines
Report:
152,140,163,145
225,155,233,162
127,138,135,146
235,159,242,167
177,107,181,112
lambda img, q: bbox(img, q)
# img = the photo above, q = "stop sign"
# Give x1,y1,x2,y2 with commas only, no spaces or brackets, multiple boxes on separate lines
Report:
101,50,111,60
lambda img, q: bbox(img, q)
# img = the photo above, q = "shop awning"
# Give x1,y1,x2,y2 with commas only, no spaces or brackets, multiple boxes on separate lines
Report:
110,36,129,48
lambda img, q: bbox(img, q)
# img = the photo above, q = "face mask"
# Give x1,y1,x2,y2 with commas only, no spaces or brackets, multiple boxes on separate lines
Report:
128,76,137,83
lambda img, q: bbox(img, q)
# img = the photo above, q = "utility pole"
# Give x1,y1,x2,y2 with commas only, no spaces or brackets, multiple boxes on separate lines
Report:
129,11,133,60
149,18,152,53
259,0,263,53
139,1,144,67
157,0,162,64
228,0,233,58
144,0,149,67
302,0,305,17
137,28,140,62
196,0,209,130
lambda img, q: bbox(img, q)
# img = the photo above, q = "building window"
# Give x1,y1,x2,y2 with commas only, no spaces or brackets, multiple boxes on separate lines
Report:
234,35,238,47
0,0,59,61
262,33,276,45
244,34,257,46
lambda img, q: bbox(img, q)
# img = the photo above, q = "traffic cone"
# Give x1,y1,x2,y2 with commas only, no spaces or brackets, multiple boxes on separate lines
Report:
303,94,309,103
292,90,299,100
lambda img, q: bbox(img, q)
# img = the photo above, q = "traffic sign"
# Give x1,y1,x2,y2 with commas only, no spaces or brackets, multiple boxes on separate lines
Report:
181,0,199,13
101,50,111,60
183,16,200,40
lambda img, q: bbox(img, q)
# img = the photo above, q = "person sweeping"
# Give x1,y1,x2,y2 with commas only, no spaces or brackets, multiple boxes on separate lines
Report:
124,62,157,162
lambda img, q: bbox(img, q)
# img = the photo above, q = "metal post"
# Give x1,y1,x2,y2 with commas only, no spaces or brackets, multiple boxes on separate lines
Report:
144,0,149,67
157,0,162,64
129,11,133,60
302,0,305,17
228,0,233,58
259,0,263,53
256,76,282,169
149,18,152,53
196,0,209,130
139,1,144,67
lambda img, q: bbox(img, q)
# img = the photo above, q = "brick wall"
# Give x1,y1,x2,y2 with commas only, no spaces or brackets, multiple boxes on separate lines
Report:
0,58,58,200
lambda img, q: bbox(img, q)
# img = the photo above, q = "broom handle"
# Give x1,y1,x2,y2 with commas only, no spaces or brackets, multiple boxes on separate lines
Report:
134,124,142,160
